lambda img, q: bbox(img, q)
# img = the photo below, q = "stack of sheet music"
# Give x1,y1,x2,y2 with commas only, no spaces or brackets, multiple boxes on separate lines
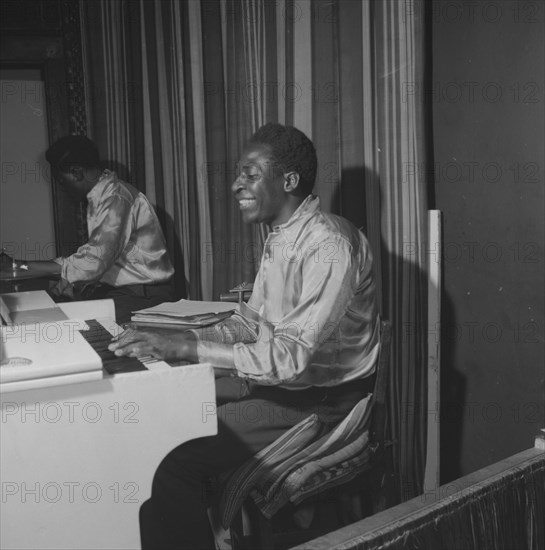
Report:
131,299,237,327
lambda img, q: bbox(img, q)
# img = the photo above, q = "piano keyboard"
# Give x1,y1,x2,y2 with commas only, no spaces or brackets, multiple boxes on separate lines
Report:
79,319,166,375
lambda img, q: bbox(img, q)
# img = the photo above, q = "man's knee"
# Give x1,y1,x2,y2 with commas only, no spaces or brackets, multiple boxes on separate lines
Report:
215,376,249,405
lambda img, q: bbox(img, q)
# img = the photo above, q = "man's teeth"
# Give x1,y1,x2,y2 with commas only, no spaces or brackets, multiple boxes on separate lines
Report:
239,199,255,208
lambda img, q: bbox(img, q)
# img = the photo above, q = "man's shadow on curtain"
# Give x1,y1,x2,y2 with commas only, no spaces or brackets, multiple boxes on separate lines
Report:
333,166,462,503
104,159,187,300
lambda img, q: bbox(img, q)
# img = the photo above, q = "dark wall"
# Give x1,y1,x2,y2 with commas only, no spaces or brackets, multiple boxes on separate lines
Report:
432,0,544,481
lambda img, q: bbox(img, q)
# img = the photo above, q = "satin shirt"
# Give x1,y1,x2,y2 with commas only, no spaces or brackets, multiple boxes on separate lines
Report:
195,195,380,388
55,170,174,287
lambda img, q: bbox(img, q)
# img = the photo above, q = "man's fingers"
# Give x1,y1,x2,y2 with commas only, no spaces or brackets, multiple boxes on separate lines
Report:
112,342,146,357
108,330,168,360
109,333,159,359
109,328,142,352
130,347,139,357
111,326,137,342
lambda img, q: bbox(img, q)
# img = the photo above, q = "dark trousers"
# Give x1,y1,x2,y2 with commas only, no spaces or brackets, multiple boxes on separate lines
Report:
139,375,374,550
90,279,176,324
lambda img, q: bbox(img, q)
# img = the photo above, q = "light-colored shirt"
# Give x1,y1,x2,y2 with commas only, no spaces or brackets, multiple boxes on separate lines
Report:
55,170,174,287
194,195,380,388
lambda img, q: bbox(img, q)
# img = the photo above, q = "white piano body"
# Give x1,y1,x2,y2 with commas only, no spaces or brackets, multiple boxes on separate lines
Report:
1,365,217,549
0,294,217,549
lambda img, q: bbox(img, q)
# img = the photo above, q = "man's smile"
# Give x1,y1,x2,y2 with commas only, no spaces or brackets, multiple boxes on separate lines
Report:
238,198,256,209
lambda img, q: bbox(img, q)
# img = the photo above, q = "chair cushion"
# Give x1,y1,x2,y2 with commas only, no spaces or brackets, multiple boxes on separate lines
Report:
250,394,373,518
220,393,373,527
219,412,323,528
279,429,370,498
277,436,375,507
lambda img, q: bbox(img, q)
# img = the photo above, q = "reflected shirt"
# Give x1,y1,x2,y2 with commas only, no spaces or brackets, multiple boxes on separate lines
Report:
194,195,379,388
55,170,174,287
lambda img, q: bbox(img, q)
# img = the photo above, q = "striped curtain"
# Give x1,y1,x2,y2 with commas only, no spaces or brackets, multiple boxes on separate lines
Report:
82,0,281,299
274,1,430,500
83,0,212,299
226,0,430,501
82,0,429,502
373,0,430,500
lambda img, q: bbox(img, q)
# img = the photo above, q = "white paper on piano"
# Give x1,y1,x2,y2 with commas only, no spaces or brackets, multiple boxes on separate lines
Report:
0,319,103,385
1,290,56,312
0,290,68,325
57,298,115,322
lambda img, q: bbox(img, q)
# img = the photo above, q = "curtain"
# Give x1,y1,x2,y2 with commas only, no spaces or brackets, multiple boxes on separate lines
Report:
202,0,275,293
83,0,207,298
83,0,287,299
82,0,429,502
277,0,430,501
373,0,429,500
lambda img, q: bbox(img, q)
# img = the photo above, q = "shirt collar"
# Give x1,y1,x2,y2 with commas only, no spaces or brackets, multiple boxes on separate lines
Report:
86,169,115,202
271,194,320,233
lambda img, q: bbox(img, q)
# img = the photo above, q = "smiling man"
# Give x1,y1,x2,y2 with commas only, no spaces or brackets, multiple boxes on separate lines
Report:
19,135,175,323
110,123,380,549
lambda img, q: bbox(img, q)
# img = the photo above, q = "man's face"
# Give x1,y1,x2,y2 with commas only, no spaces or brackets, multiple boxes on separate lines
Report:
232,144,290,226
54,167,91,201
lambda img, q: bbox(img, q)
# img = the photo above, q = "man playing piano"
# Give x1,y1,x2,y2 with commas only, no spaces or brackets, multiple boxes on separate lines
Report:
10,135,175,323
110,123,380,549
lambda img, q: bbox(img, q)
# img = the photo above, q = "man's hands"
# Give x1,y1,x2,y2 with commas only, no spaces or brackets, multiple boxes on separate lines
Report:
109,325,239,378
25,260,62,274
108,326,198,363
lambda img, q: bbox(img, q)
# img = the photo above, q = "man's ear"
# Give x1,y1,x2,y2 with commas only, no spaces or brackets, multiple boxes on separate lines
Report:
283,171,300,193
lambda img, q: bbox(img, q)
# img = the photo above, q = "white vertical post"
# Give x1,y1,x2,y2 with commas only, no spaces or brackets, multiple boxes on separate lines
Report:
424,210,442,497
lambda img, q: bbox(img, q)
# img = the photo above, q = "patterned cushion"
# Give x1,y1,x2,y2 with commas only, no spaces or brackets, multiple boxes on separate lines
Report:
219,393,373,527
251,395,373,518
283,430,370,495
219,412,323,528
289,443,375,505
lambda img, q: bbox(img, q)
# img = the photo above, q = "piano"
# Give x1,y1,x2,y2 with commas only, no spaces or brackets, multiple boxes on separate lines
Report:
0,295,217,550
0,292,182,392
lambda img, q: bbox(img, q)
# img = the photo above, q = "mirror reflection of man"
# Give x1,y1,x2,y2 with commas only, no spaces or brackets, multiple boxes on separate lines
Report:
13,136,175,323
111,123,380,549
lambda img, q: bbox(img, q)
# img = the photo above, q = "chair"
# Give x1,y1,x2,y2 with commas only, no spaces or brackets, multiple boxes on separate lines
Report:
218,320,393,550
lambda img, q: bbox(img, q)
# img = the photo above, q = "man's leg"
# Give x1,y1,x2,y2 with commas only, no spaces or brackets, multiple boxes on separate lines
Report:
139,378,371,549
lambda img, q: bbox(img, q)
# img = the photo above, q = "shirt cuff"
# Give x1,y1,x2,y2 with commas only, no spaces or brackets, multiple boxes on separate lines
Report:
52,257,70,281
195,339,236,371
188,325,226,344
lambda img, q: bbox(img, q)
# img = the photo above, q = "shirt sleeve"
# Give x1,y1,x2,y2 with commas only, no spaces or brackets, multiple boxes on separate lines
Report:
56,193,131,283
190,310,258,366
197,236,363,385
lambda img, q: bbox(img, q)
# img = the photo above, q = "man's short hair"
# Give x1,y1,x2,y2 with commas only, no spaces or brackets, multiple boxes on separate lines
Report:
45,135,100,172
249,123,317,196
